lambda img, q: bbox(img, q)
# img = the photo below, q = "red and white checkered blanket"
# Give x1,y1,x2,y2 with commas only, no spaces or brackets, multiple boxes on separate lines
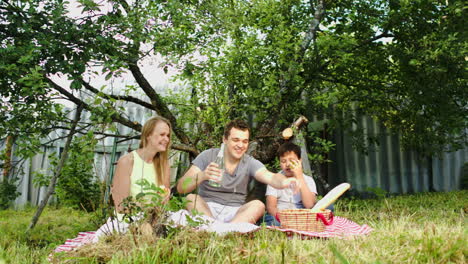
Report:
53,231,97,253
52,215,372,255
268,216,373,239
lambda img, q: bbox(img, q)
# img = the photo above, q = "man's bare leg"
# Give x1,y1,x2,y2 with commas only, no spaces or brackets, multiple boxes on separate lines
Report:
186,194,213,218
230,200,265,224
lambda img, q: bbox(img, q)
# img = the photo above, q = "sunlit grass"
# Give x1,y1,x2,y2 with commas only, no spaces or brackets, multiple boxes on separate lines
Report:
1,191,466,263
0,205,100,264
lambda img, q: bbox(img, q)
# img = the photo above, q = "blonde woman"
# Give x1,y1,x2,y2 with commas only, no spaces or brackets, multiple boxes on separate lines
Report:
56,116,173,246
112,116,172,213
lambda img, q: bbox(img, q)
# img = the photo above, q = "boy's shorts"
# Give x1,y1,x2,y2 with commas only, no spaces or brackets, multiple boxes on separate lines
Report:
264,213,281,226
207,202,241,223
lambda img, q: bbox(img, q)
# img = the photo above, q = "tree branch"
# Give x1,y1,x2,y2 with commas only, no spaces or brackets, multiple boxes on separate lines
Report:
354,32,393,50
80,79,155,110
301,0,326,55
45,125,136,142
115,0,130,13
171,143,199,156
46,76,142,132
275,0,327,111
48,77,199,157
127,63,193,148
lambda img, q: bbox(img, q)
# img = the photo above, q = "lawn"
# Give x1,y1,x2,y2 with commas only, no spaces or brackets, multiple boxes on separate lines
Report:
1,190,466,263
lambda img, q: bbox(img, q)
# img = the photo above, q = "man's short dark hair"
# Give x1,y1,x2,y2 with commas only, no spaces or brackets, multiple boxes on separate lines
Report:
277,142,302,159
224,119,250,139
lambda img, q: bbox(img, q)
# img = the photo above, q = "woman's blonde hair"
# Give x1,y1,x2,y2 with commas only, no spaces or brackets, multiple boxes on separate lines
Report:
139,116,172,185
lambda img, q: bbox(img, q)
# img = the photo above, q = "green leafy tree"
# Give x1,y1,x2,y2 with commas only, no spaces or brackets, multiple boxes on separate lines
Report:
0,0,466,178
176,0,466,157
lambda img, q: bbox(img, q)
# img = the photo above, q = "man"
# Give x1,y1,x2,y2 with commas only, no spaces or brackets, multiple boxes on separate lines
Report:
265,142,317,226
177,119,298,224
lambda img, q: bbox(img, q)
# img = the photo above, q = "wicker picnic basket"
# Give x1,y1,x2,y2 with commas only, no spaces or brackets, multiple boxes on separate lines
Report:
277,209,333,232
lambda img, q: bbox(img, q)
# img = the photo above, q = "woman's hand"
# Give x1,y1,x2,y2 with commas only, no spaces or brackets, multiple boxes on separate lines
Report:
160,185,171,204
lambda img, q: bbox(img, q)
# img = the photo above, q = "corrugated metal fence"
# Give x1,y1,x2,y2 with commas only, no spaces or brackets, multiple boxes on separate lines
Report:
2,104,185,208
327,114,466,194
2,108,466,207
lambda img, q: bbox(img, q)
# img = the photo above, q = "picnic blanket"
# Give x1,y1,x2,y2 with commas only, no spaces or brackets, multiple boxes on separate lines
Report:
52,211,372,254
53,231,97,253
268,216,373,239
167,210,261,235
52,210,259,254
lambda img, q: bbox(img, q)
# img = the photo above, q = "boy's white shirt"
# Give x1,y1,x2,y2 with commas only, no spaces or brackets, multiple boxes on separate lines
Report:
266,172,317,211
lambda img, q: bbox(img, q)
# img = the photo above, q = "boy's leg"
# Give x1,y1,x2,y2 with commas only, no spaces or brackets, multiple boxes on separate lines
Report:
264,213,281,226
230,199,265,224
186,194,213,218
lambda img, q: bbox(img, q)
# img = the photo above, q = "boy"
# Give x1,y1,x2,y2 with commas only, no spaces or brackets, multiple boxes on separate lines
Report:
265,142,317,226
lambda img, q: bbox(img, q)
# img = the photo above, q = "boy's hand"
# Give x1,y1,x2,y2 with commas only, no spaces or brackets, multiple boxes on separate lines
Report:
288,159,304,178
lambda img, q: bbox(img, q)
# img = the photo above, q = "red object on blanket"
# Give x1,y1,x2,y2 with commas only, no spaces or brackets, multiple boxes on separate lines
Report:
268,216,372,239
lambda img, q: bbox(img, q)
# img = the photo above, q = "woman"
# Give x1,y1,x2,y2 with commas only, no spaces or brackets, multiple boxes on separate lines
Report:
55,116,173,247
111,116,172,214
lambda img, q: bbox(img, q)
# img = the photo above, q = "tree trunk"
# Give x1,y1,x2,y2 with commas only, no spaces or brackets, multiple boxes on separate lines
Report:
27,105,83,232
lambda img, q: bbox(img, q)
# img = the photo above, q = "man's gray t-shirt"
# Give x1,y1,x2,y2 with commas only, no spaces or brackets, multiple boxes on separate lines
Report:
192,148,264,206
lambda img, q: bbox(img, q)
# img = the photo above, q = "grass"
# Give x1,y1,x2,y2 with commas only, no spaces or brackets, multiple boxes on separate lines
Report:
0,205,100,264
1,191,466,263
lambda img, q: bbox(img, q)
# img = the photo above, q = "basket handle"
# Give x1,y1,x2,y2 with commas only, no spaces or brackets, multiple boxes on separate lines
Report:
316,212,334,226
275,213,281,223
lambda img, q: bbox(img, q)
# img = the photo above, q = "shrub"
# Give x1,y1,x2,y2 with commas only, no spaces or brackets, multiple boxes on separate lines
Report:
461,162,468,190
0,177,20,210
55,133,102,211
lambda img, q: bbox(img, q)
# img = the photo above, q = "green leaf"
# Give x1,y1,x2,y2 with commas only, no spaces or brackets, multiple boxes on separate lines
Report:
70,80,82,90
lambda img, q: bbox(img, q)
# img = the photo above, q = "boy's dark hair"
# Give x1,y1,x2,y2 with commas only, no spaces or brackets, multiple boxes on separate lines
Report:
277,142,302,159
224,119,250,138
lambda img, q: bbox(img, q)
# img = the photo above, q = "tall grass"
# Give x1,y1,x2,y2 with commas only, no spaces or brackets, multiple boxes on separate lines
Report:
1,191,466,263
0,206,100,264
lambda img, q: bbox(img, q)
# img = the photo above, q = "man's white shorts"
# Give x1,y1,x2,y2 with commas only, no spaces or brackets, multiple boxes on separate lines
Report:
206,202,241,223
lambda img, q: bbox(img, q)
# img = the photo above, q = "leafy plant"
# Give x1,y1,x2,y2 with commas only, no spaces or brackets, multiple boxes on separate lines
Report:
119,179,208,237
31,154,58,188
366,187,389,199
461,162,468,190
0,177,20,210
55,133,101,212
